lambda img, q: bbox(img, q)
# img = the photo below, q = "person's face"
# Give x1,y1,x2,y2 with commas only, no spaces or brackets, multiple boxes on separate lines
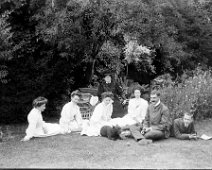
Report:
150,94,160,105
103,97,112,105
183,114,193,127
72,95,80,104
37,104,46,112
134,89,141,98
104,75,111,83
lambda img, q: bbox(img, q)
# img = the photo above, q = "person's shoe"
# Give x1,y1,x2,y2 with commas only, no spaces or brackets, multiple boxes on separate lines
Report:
138,139,153,145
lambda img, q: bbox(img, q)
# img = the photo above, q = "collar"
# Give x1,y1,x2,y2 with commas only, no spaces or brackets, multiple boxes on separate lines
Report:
154,99,160,107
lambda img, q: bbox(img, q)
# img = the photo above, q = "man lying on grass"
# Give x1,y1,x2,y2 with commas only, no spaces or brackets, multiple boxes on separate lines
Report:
173,112,197,140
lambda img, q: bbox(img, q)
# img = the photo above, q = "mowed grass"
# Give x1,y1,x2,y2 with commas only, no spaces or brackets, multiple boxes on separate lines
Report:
1,119,212,169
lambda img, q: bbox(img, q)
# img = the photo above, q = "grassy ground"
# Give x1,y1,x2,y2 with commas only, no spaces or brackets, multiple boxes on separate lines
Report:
1,119,212,169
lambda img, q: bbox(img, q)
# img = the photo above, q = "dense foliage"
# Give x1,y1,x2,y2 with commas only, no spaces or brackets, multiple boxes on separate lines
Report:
0,0,212,123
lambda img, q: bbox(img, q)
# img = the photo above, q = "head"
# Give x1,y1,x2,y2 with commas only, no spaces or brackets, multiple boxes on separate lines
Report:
71,90,81,104
32,96,48,112
101,92,114,105
104,74,112,84
111,125,122,140
133,87,142,99
150,90,160,105
183,112,193,127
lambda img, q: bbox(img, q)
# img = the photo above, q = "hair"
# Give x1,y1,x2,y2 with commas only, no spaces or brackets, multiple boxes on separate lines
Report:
32,96,48,108
101,91,114,100
150,89,160,97
183,112,193,118
133,86,142,93
71,90,81,98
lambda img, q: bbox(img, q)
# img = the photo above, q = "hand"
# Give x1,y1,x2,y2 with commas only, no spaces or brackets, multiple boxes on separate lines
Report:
189,134,198,140
144,127,152,133
122,99,127,105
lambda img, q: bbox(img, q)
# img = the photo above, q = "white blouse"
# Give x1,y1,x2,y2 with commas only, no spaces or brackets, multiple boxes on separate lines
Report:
25,108,46,139
59,101,83,133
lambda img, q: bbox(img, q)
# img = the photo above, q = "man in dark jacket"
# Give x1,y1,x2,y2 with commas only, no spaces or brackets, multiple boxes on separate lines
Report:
173,112,197,140
129,90,172,144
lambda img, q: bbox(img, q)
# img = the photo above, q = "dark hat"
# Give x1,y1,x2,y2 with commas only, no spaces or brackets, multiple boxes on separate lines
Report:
102,70,114,77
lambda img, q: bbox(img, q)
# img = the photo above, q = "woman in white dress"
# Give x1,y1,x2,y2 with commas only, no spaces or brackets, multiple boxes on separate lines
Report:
81,92,114,136
22,97,62,141
59,91,84,134
109,87,149,128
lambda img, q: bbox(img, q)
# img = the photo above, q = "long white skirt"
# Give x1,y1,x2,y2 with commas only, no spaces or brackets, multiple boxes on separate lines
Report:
80,120,112,137
109,116,137,128
33,123,62,138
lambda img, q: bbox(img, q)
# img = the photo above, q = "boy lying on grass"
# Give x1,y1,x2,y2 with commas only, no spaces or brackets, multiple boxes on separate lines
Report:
173,112,198,140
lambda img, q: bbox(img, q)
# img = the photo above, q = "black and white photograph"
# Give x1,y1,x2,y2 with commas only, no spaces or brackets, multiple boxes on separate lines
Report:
0,0,212,168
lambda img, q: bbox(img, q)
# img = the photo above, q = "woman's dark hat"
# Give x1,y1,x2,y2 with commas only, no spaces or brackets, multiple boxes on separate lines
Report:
102,70,114,77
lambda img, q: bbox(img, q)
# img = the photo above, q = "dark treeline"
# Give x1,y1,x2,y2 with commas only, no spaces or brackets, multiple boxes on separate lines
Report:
0,0,212,123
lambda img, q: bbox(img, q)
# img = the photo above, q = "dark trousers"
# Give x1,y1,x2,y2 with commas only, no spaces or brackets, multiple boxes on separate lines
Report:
129,124,165,141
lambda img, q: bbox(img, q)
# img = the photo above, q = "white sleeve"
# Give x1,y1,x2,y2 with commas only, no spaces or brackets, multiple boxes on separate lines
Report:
127,99,134,116
59,104,70,132
25,111,38,139
140,101,149,121
75,106,83,126
90,104,102,124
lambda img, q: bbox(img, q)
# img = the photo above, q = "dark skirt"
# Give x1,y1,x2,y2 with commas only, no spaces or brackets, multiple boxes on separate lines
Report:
111,99,126,118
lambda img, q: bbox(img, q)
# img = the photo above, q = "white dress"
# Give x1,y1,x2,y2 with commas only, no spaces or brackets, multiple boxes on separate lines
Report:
110,98,149,127
80,101,113,136
25,108,62,139
59,101,83,133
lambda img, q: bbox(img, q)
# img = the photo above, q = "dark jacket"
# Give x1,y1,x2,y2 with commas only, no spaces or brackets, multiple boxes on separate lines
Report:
173,118,196,140
144,102,172,138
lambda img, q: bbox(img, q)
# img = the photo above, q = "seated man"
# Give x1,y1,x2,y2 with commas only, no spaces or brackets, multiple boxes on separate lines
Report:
129,90,172,144
59,90,83,134
173,112,197,140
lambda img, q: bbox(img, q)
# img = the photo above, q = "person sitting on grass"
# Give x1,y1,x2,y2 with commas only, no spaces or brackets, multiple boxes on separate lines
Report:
173,112,197,140
80,92,114,137
128,90,172,145
109,87,148,128
59,90,84,134
21,97,62,141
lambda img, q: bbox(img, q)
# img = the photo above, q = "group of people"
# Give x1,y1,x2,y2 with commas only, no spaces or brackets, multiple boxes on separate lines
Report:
22,73,198,143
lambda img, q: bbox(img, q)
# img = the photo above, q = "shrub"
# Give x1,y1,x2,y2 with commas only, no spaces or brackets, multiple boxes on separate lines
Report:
155,67,212,120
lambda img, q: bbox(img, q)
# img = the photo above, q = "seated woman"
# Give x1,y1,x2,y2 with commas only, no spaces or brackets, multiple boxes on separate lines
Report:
22,97,62,141
80,92,114,137
109,87,149,128
59,90,84,134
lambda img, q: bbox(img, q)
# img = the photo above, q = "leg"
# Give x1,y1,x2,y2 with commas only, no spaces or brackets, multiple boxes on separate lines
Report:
129,124,144,141
144,130,165,140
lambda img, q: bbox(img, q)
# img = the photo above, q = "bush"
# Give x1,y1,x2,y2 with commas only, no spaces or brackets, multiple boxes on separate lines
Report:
156,67,212,120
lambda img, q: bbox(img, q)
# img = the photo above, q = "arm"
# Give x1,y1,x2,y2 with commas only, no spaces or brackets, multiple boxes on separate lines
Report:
190,122,196,134
151,107,171,131
75,106,83,126
127,99,134,116
143,107,150,129
174,121,190,140
59,104,71,133
22,112,38,141
139,101,149,122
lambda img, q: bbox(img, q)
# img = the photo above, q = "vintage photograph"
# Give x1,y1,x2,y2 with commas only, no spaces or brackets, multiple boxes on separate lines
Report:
0,0,212,168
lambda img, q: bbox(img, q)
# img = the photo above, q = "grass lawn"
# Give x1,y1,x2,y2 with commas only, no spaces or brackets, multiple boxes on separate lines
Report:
1,119,212,169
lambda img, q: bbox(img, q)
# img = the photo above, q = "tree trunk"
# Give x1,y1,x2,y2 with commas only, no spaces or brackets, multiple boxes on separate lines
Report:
88,58,96,86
